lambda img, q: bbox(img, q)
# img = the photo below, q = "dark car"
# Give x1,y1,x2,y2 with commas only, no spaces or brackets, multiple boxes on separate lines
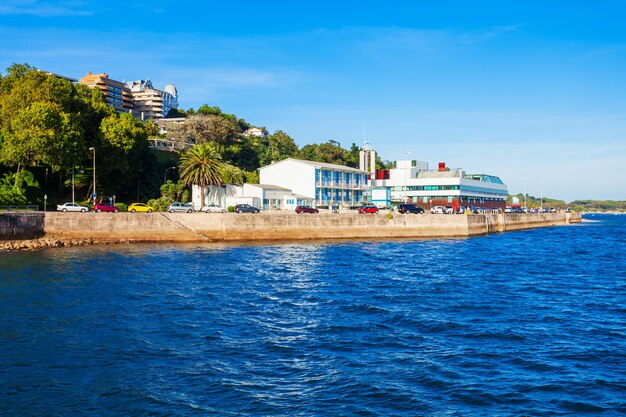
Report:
94,202,119,213
358,204,379,214
397,204,424,214
295,205,319,214
235,204,260,213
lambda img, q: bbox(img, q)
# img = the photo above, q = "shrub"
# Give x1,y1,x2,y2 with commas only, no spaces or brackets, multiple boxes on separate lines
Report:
387,213,393,219
115,203,127,212
227,206,235,213
147,197,174,212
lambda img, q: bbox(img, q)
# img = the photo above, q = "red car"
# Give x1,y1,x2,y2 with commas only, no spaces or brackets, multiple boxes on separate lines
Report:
295,205,319,214
94,202,119,213
358,204,379,214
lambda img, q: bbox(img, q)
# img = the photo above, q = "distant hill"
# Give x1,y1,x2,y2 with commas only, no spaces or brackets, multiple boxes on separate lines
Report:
507,194,625,212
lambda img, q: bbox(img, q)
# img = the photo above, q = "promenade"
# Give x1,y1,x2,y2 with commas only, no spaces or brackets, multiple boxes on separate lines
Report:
0,211,582,249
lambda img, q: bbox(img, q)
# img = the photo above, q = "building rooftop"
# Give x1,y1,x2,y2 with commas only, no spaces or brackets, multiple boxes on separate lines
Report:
247,184,292,191
417,169,463,179
263,158,370,174
463,174,505,184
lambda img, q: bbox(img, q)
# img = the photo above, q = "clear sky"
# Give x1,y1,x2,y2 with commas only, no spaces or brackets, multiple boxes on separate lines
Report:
1,0,625,201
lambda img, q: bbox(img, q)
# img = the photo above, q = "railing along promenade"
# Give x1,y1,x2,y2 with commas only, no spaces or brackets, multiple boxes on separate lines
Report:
148,138,192,152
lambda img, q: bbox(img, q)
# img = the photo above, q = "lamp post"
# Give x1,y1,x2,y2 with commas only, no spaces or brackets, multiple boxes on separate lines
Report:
522,177,528,209
72,166,75,204
164,166,176,184
404,151,410,203
89,147,96,204
540,181,544,211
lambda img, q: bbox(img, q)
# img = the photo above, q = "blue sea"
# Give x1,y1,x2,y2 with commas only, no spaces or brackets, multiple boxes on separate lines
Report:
1,214,625,416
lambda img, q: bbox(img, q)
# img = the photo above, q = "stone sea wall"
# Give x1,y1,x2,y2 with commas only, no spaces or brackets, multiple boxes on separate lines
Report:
0,212,44,241
39,211,581,243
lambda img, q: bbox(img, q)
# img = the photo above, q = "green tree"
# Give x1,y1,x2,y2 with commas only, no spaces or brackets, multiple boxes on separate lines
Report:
186,114,240,150
0,169,40,204
96,112,152,197
259,130,299,166
147,180,189,211
178,143,224,208
144,120,160,137
298,140,350,166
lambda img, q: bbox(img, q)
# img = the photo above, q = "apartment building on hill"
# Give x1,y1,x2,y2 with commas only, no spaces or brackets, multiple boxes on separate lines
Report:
79,72,133,112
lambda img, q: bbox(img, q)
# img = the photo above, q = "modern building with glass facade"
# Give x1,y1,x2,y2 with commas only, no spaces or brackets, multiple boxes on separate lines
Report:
259,158,371,207
373,160,508,210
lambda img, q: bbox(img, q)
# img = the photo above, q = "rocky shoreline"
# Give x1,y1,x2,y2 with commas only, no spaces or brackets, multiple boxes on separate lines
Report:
0,236,97,252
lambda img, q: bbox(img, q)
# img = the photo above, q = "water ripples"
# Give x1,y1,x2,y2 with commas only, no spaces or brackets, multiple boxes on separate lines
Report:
0,214,625,415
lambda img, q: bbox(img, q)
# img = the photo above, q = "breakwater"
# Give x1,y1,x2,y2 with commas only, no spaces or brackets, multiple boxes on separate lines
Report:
32,211,581,243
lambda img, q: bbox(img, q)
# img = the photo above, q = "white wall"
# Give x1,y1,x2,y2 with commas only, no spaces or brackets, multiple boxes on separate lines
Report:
259,160,316,199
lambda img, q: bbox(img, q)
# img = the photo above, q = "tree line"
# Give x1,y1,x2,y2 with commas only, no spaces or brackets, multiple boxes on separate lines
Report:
0,63,374,207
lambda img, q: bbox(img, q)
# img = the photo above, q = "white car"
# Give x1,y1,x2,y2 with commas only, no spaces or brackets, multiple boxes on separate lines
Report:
57,202,90,212
431,205,454,214
202,203,227,213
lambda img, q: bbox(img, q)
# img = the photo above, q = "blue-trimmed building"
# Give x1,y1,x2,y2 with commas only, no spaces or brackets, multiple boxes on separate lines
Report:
259,158,371,207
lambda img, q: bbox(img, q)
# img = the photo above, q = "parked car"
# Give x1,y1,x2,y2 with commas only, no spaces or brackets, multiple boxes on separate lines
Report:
202,203,227,213
358,204,379,214
295,205,319,214
397,204,424,214
168,202,194,213
128,203,153,213
235,204,260,213
57,202,90,212
94,202,119,213
430,205,454,214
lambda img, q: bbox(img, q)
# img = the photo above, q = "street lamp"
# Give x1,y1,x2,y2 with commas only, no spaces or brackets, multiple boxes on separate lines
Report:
522,177,528,209
540,181,544,211
164,166,176,184
89,147,96,203
404,151,410,203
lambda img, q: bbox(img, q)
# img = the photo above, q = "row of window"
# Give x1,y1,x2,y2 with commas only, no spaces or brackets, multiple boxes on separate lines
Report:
316,189,364,203
392,185,460,191
285,198,310,205
464,174,504,184
392,160,418,167
315,169,369,186
409,196,506,203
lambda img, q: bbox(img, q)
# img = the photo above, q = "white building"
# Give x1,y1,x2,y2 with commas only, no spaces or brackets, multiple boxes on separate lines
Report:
127,80,178,120
243,127,267,137
259,158,371,207
192,183,314,211
373,159,508,210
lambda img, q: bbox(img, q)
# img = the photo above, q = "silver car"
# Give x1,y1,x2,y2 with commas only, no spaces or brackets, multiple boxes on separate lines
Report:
57,202,90,212
168,202,194,213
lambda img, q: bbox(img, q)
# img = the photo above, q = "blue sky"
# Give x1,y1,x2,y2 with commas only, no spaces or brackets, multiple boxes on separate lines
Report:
1,0,625,201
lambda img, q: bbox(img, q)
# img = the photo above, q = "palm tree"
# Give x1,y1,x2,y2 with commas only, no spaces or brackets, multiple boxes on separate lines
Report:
178,143,223,208
220,163,245,184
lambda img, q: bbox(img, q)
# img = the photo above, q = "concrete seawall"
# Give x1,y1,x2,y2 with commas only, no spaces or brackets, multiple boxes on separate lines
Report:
0,213,45,241
39,211,581,243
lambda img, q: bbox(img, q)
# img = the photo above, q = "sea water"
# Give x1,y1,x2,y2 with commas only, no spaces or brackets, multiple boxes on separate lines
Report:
0,214,624,416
